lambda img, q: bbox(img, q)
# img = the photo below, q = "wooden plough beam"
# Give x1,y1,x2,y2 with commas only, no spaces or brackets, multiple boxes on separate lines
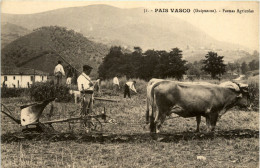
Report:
27,113,106,125
94,97,119,103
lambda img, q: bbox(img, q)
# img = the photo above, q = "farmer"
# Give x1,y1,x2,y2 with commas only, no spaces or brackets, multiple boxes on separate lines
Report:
77,65,94,115
124,80,137,98
77,65,94,91
2,79,6,88
66,66,73,87
113,75,120,92
54,60,65,85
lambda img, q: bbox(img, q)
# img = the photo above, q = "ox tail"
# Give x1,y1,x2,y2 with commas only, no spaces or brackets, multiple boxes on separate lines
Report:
146,80,170,125
146,97,150,124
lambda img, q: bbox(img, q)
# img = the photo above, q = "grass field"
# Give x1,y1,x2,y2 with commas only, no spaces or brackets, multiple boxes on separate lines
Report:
1,83,259,167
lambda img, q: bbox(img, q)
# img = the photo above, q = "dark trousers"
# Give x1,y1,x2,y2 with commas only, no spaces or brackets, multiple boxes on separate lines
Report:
56,72,62,85
124,84,130,98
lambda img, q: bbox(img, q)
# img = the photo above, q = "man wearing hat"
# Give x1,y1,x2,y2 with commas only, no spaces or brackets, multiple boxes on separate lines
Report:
77,64,94,122
77,65,94,91
54,60,65,85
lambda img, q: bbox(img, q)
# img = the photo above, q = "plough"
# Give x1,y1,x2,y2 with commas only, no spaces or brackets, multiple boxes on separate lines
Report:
1,91,119,134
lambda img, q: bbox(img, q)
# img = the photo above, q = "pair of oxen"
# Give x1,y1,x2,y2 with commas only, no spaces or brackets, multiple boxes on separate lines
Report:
145,79,250,133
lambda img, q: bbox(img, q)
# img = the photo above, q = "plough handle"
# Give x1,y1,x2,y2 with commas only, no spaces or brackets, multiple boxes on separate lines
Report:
1,103,21,124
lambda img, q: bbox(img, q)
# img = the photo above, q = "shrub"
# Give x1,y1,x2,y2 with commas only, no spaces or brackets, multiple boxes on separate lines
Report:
1,88,28,98
29,82,73,102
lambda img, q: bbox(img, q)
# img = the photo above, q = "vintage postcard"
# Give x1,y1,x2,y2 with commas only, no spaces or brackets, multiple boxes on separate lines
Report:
1,1,259,167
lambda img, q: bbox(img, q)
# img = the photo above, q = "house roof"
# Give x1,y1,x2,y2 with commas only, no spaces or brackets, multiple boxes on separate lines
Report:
1,66,49,75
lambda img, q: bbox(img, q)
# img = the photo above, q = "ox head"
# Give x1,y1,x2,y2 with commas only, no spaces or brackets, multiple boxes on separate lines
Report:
220,81,250,108
234,82,250,109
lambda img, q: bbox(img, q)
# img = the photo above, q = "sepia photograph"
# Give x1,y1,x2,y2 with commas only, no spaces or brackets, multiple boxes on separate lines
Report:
1,0,259,167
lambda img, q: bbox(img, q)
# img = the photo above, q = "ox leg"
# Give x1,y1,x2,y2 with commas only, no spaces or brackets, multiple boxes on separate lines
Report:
155,113,166,133
154,106,167,133
150,104,157,133
209,113,218,132
146,109,149,124
196,116,201,132
206,113,218,132
150,116,156,133
205,116,211,132
154,109,160,133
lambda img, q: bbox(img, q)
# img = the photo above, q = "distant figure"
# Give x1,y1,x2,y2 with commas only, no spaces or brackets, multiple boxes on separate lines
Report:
113,75,120,92
54,60,65,85
124,80,137,98
2,80,6,88
66,66,73,87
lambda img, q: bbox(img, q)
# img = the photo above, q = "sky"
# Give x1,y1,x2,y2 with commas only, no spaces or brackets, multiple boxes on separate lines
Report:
1,0,259,51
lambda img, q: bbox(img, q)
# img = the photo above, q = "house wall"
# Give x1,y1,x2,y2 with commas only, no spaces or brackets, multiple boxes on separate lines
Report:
35,76,48,82
1,75,48,88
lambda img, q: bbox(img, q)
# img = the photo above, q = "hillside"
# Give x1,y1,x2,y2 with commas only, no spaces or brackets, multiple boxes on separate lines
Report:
1,26,110,77
1,22,31,48
235,51,259,63
1,5,252,62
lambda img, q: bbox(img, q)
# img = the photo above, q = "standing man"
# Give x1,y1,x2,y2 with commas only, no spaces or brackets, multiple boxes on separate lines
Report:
54,60,65,85
66,66,73,87
113,75,120,92
77,65,94,115
77,65,94,91
124,80,137,98
2,79,6,88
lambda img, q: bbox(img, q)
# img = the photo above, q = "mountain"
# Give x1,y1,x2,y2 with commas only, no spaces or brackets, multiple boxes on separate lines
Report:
1,22,31,48
1,26,110,77
1,5,252,62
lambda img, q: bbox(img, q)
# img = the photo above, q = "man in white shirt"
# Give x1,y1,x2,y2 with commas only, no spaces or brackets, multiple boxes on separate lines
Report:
124,81,137,98
54,60,65,85
66,66,73,87
77,65,94,117
113,75,120,92
77,65,94,91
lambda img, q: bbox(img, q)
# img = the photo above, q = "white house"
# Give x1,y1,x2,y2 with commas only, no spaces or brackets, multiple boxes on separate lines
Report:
1,66,49,88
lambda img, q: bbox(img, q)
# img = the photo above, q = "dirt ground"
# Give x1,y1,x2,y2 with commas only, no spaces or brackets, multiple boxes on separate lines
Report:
1,96,259,167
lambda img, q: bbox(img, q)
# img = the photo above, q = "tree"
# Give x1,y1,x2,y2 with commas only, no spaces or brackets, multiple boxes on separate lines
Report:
138,49,159,80
154,48,188,80
202,51,226,78
133,46,142,54
248,60,259,71
234,62,241,74
241,61,249,74
226,62,237,74
186,62,202,78
98,46,124,79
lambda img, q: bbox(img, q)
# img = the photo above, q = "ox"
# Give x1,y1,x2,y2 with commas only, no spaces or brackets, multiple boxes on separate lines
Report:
146,78,249,133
